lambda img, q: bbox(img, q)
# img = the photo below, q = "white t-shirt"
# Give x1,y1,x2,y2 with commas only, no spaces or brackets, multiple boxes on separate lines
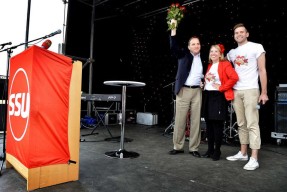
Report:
227,41,265,90
204,62,220,91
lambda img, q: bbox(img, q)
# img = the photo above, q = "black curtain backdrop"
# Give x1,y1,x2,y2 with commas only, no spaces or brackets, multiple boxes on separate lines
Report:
65,0,287,143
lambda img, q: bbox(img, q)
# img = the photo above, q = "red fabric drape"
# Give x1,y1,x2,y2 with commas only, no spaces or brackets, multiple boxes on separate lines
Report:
6,45,72,168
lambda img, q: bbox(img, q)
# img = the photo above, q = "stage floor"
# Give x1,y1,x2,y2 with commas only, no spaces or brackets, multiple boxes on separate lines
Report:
1,123,287,192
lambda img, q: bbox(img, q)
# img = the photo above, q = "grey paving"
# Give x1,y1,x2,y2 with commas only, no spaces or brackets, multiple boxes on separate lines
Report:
0,124,287,192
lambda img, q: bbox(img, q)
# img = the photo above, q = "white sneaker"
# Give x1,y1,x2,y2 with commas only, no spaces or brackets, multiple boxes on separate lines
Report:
243,157,259,170
226,151,248,161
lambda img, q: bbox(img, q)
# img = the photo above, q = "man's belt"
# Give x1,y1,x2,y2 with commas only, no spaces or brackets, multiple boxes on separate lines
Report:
183,85,200,89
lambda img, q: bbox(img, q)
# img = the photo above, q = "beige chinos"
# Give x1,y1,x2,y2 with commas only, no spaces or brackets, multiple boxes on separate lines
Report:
232,88,261,149
173,87,202,151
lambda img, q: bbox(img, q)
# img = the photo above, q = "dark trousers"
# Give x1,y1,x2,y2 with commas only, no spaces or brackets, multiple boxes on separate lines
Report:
205,119,224,154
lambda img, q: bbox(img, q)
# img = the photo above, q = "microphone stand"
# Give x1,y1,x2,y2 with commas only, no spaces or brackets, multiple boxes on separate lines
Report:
0,32,56,54
0,31,60,175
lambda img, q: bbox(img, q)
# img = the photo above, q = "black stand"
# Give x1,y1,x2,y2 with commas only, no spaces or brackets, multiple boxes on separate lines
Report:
0,31,61,176
80,102,114,142
163,82,175,137
223,102,238,144
103,81,145,159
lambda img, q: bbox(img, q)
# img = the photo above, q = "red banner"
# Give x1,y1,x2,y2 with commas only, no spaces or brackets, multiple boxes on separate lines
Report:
6,45,73,168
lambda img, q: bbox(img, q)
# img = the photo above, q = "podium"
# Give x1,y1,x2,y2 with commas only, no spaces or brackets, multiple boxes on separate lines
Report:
5,46,82,191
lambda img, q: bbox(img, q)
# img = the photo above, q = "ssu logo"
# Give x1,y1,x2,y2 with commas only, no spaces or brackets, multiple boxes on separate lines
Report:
8,68,30,141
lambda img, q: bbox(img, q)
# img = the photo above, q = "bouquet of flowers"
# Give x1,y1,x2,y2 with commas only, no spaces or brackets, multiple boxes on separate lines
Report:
166,3,186,31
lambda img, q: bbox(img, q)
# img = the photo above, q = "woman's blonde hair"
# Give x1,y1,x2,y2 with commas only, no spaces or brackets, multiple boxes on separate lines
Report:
208,44,225,62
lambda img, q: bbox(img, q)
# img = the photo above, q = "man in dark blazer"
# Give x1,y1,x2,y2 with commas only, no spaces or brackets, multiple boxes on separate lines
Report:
169,19,204,157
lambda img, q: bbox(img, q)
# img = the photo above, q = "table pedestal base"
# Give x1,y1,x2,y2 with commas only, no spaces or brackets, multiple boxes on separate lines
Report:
105,149,139,159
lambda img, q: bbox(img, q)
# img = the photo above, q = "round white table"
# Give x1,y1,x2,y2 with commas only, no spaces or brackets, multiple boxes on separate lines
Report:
103,81,145,158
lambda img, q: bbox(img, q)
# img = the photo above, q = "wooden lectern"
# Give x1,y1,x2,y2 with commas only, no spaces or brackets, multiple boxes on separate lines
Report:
5,46,82,191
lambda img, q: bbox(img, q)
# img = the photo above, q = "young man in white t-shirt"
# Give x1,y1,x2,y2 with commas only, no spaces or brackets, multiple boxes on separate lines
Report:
226,23,269,171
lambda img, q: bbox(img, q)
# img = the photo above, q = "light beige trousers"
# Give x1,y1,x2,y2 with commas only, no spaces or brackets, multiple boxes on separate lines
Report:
232,89,261,149
173,87,202,151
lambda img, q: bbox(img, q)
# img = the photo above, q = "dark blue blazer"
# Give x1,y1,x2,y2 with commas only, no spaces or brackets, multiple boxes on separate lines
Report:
170,35,205,95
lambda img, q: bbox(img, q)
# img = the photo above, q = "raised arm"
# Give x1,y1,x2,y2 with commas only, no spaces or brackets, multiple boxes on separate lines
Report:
171,19,177,36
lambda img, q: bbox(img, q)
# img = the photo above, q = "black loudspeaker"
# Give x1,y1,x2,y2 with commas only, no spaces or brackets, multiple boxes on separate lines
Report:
274,102,287,133
105,113,118,125
274,86,287,133
0,103,5,132
126,110,136,124
0,78,6,132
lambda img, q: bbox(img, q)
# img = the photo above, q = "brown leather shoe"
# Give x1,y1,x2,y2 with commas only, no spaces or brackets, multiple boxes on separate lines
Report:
169,149,184,155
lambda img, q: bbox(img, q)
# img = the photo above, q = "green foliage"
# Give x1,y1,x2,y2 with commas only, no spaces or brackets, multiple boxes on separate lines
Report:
166,3,186,31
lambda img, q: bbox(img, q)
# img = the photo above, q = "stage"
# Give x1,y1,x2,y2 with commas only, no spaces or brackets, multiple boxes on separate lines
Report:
1,123,287,191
